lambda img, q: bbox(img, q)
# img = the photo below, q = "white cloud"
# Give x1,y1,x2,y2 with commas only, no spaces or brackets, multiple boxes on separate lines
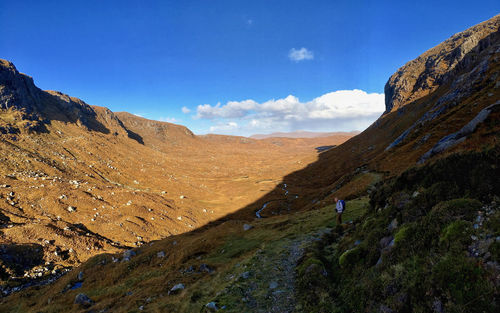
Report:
196,100,258,119
195,90,385,135
181,106,191,114
209,121,239,132
288,47,314,62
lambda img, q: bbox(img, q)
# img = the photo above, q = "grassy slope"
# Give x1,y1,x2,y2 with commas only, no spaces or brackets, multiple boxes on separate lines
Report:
0,198,369,312
294,147,500,312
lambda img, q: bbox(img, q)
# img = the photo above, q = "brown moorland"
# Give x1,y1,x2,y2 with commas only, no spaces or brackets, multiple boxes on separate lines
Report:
0,13,499,313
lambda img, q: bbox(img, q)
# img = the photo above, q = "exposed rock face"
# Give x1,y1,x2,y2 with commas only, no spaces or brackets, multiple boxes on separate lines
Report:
0,60,41,113
384,14,500,113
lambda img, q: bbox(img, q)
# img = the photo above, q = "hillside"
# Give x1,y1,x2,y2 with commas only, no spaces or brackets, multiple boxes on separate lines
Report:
0,13,499,313
0,58,356,285
249,131,359,140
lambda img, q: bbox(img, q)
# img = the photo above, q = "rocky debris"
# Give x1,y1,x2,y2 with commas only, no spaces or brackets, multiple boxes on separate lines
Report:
199,264,213,273
157,251,166,258
380,236,394,250
74,293,94,307
269,281,278,289
169,283,185,295
66,206,76,212
205,301,219,311
122,250,136,262
243,224,253,231
388,218,398,232
419,101,499,163
468,203,498,264
240,271,251,279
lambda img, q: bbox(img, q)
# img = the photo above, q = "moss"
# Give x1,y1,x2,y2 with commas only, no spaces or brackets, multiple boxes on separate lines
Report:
439,220,472,252
394,224,412,246
431,255,494,312
338,246,363,269
490,241,500,262
429,198,482,224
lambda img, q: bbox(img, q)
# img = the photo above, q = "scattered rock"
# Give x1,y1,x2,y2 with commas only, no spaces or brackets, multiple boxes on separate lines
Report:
157,251,165,258
379,304,394,313
380,236,394,249
243,224,253,231
74,293,94,307
67,206,76,212
269,281,278,289
433,299,443,313
169,283,185,294
240,271,251,279
199,264,213,273
77,271,84,280
122,250,136,261
205,301,218,311
388,218,398,232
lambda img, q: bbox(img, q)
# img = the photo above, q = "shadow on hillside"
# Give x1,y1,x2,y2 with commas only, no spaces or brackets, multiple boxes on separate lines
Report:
176,28,500,238
0,243,44,279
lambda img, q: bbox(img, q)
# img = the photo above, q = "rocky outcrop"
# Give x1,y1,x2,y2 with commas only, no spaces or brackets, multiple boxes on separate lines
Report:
0,60,42,113
0,59,96,126
419,101,500,163
384,14,500,113
0,59,143,138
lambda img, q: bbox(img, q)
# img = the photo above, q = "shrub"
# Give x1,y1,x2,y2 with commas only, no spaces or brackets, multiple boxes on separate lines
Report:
338,246,364,269
431,255,494,312
439,220,472,252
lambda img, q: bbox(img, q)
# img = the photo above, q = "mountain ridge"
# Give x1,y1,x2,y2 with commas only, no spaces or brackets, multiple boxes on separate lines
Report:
249,130,360,139
0,13,499,312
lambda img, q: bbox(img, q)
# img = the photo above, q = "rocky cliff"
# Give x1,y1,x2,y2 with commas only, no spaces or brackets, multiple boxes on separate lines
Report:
384,14,500,113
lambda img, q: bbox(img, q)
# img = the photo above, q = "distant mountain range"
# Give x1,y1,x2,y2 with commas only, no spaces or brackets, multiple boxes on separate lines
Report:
250,130,360,139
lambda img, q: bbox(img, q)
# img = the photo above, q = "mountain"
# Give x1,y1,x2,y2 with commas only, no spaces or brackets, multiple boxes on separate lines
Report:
0,14,499,313
0,57,357,292
250,130,360,139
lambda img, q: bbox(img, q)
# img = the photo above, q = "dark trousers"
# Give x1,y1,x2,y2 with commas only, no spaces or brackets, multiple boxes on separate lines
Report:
336,212,342,225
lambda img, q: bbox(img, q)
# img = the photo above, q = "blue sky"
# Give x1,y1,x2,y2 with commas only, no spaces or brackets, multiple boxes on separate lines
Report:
1,1,498,135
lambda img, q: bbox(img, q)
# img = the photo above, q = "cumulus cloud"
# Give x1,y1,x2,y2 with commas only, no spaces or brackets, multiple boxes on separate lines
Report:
197,90,385,135
209,121,239,132
181,106,191,114
288,47,314,62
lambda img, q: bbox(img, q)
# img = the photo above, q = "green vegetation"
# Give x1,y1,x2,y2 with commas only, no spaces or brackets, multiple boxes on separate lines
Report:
295,147,500,312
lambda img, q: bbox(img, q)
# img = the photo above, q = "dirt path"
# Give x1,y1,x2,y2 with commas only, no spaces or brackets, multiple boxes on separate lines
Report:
219,227,332,312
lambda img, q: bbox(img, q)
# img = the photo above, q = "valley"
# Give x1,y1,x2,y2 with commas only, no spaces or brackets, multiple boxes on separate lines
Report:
0,12,499,313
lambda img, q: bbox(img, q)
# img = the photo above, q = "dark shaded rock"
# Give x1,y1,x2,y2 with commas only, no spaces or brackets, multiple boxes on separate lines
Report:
74,293,94,307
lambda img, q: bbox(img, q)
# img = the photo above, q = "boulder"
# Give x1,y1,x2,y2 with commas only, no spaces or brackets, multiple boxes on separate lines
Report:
74,293,94,307
205,302,218,311
169,283,185,295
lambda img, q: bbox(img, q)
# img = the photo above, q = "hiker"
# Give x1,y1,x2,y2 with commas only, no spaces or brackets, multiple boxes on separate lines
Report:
335,197,345,225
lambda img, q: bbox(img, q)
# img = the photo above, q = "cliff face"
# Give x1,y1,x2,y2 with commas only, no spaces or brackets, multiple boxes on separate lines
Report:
384,14,500,113
0,60,42,113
